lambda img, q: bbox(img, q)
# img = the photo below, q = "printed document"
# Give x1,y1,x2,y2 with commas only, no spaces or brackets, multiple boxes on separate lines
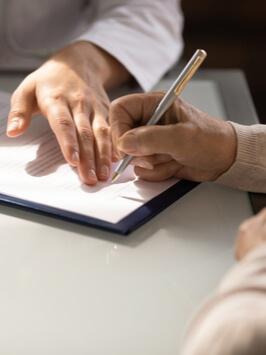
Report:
0,91,178,224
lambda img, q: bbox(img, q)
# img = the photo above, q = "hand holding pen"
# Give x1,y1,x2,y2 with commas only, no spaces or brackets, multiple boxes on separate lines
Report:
111,49,207,182
110,49,237,183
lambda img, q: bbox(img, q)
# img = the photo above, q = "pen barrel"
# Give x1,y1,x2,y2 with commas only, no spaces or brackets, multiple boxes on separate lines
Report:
174,49,207,96
115,155,134,175
146,95,176,126
146,49,207,127
113,49,207,180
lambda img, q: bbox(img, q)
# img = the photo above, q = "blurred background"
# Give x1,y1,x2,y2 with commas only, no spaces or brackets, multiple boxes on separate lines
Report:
181,0,266,124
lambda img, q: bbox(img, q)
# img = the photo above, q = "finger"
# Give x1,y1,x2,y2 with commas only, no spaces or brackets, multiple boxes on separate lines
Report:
134,161,180,182
134,160,218,183
234,215,260,260
235,209,266,260
40,96,80,168
111,145,120,162
110,92,166,150
131,158,154,170
134,154,172,165
117,124,182,157
73,109,98,185
92,110,112,181
6,78,37,137
130,154,172,170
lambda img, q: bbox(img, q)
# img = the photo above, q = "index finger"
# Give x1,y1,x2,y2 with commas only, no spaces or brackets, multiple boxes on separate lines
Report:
110,91,166,146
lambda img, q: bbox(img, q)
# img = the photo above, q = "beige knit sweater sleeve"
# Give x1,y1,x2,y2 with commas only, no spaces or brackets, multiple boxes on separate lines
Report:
181,243,266,355
215,122,266,193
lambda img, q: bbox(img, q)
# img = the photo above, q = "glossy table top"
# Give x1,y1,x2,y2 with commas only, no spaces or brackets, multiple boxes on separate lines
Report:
0,70,254,354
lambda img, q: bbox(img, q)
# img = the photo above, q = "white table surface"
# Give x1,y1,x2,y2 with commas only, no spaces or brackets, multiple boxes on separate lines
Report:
0,72,254,355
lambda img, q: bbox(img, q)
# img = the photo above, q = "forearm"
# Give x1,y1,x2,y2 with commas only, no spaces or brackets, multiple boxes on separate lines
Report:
181,243,266,355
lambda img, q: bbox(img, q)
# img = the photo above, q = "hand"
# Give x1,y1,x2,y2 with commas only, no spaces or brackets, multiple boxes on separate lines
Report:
235,208,266,260
6,41,129,185
110,92,237,182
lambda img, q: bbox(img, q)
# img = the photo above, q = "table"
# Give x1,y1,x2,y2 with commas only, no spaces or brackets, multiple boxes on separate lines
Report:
0,70,257,355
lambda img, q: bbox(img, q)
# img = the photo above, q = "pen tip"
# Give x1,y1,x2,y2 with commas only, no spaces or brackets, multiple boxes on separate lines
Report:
111,172,119,183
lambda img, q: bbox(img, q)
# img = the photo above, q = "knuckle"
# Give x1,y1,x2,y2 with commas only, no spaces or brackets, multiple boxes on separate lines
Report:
78,126,94,143
51,91,65,101
110,99,124,117
9,107,25,118
111,99,124,114
94,125,109,138
43,91,65,105
71,92,88,111
56,114,73,130
41,97,53,110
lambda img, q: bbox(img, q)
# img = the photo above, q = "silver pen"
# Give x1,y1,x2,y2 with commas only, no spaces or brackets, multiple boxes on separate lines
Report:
111,49,207,182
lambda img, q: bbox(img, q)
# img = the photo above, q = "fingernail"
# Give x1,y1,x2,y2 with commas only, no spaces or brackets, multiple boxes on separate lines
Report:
71,151,79,166
88,169,97,182
7,120,21,133
117,133,137,153
100,164,109,179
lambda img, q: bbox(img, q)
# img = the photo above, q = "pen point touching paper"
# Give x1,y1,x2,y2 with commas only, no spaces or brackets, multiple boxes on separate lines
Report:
111,171,120,183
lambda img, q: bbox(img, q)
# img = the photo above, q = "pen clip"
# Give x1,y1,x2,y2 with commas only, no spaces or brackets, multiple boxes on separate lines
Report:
174,49,207,96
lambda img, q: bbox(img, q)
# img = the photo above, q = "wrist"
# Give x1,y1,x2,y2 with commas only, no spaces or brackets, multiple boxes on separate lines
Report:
213,121,237,179
65,41,130,89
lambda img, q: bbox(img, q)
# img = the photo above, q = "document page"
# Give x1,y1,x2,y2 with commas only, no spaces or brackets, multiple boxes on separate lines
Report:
0,91,178,224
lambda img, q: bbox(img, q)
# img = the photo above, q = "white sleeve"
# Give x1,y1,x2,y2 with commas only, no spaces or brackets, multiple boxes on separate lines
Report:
76,0,184,92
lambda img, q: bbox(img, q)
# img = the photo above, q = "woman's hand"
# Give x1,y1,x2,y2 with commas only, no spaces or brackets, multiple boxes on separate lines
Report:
7,41,130,185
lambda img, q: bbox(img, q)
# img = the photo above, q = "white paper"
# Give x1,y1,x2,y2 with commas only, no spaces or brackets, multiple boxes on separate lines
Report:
0,91,178,224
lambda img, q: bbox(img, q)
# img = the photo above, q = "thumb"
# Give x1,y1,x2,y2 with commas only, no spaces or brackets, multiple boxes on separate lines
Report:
117,125,178,156
6,82,36,137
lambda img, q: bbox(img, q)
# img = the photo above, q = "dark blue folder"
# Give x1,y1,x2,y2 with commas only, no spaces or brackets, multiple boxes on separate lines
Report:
0,180,199,235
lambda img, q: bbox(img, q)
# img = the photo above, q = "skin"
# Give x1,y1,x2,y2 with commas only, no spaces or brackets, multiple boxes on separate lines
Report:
110,91,237,182
6,41,130,185
110,91,266,263
235,208,266,260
